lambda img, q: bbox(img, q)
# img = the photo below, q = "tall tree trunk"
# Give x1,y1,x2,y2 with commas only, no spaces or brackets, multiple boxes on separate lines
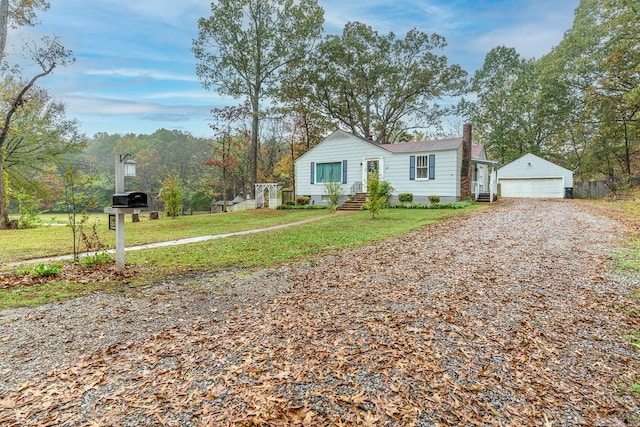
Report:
0,153,8,228
0,0,12,227
623,120,632,176
0,0,8,227
0,0,8,61
290,137,295,199
251,93,259,198
222,137,228,212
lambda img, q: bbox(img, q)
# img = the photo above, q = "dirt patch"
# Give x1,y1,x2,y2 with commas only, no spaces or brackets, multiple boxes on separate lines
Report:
0,199,639,426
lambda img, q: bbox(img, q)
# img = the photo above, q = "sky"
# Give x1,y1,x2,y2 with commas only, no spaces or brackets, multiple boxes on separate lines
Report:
8,0,580,139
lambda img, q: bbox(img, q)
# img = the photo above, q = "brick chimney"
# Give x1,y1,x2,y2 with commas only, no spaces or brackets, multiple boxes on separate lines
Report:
459,123,472,200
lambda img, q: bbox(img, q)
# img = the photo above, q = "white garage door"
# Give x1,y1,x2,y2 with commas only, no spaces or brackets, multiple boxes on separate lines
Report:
499,178,564,198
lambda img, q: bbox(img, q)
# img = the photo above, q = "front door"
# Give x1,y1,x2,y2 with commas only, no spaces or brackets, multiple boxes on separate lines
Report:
362,159,381,190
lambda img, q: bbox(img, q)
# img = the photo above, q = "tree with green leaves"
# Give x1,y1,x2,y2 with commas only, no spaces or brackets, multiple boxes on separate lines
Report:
536,0,639,187
467,46,544,164
1,77,84,193
0,0,74,229
293,22,467,144
590,0,639,185
192,0,324,197
159,173,183,218
0,34,75,229
365,172,392,219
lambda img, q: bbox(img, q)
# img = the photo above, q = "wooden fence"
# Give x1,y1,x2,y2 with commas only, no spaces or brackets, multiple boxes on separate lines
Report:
574,181,607,199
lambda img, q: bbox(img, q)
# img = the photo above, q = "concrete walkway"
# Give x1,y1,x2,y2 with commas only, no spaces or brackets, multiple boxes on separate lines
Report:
4,213,346,267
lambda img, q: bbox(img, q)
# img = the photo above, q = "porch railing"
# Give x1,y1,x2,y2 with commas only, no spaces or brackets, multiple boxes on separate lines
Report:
472,174,497,202
350,181,363,195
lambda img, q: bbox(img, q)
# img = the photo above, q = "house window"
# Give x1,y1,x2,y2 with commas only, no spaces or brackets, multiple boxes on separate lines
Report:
410,154,435,180
316,162,342,183
416,155,429,179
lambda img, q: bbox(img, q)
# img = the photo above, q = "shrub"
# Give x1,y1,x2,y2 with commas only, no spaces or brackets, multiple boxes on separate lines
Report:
385,200,475,210
30,263,63,277
379,180,394,201
398,193,413,203
80,253,113,268
324,182,343,211
296,196,311,205
277,204,328,210
81,221,106,254
428,195,440,203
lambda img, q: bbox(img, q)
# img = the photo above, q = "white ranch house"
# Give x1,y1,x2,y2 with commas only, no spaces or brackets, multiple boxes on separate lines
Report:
295,124,497,206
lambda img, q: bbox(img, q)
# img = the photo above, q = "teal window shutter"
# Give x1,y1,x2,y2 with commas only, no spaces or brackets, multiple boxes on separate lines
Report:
310,162,315,184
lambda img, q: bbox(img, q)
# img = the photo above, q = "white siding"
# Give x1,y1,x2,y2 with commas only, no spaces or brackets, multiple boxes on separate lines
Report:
295,131,463,203
295,132,387,202
498,154,573,186
383,150,460,201
497,153,573,199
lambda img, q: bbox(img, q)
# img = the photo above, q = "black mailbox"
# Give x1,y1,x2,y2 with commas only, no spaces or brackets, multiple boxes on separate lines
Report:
112,191,148,208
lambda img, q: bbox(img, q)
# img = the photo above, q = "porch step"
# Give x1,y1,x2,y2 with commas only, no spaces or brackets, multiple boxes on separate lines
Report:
477,193,491,203
339,192,367,211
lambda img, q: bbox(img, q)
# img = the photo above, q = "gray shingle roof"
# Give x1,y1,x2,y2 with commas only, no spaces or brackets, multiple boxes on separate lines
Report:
379,137,463,153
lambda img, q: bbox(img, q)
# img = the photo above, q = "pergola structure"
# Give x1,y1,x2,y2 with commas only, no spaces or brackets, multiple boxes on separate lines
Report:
254,183,281,209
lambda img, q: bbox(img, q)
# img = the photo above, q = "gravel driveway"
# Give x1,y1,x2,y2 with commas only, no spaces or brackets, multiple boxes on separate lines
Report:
0,199,639,425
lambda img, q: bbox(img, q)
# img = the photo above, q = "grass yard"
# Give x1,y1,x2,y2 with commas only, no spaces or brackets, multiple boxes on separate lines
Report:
1,209,329,263
125,208,463,271
606,198,640,272
0,206,483,308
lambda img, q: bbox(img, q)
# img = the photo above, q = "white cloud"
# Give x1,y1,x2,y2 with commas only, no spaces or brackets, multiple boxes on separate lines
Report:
84,68,199,83
143,90,232,101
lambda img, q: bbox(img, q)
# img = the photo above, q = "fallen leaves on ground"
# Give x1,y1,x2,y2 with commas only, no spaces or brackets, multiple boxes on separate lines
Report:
1,200,639,426
0,263,131,290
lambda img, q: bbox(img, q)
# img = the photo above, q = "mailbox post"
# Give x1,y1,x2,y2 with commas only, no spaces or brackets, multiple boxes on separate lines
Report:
105,155,139,271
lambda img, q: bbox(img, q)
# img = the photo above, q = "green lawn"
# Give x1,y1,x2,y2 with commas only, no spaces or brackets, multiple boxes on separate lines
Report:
613,199,640,271
1,209,329,263
0,206,483,308
126,208,463,271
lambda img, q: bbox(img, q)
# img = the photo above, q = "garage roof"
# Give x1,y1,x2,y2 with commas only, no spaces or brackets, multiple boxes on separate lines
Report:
498,153,573,187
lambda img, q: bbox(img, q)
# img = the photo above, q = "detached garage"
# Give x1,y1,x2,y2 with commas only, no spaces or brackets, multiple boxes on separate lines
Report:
497,153,573,198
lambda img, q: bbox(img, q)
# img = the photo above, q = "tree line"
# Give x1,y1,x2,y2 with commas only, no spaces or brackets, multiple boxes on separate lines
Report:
1,0,638,228
466,0,639,188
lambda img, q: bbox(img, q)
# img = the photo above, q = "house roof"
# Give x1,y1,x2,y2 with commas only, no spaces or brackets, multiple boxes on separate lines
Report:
472,145,485,159
381,139,488,162
379,137,462,153
300,129,490,161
